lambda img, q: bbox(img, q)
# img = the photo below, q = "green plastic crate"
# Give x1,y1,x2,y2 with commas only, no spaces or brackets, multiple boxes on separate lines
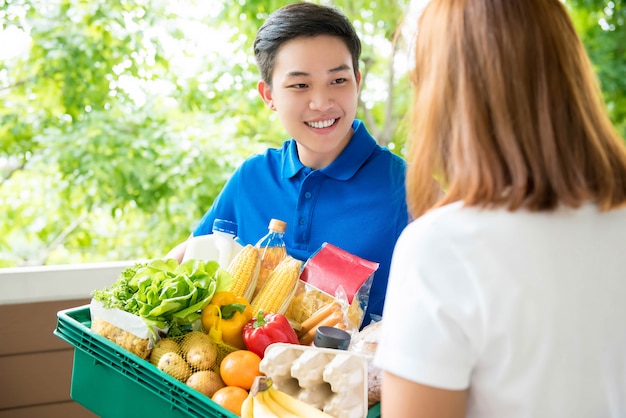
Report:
54,305,381,418
54,305,237,418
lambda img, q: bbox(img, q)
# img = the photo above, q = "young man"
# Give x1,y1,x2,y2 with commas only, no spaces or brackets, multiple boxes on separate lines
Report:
168,2,408,325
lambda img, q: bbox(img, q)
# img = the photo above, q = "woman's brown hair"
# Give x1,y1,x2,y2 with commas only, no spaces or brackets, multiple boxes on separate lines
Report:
406,0,626,219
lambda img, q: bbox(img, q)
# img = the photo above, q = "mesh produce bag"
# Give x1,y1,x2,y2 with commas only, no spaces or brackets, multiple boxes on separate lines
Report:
149,330,237,398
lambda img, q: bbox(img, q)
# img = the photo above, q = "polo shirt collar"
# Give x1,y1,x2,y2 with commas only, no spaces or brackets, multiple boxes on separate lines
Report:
282,119,377,180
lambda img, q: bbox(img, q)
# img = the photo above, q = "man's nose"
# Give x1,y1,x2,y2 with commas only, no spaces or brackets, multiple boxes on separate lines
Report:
308,89,334,111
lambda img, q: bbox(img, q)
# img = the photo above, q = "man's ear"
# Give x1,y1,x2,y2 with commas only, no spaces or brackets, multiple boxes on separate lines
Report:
356,71,362,91
257,80,275,110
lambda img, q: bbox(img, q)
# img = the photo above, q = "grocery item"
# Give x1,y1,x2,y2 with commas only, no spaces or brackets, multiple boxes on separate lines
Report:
186,370,225,398
211,385,249,416
183,219,244,268
149,338,179,366
297,300,345,346
251,255,302,315
201,290,252,349
254,219,288,298
259,344,368,418
299,243,379,329
90,316,152,359
226,244,261,300
91,258,229,335
241,375,334,418
180,331,218,371
219,349,264,390
314,326,351,350
146,329,235,399
242,311,299,359
285,282,337,324
157,351,192,382
349,320,382,407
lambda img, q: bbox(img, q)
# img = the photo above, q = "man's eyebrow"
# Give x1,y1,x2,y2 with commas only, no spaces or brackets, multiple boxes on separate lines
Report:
285,70,309,78
329,64,352,74
284,65,353,79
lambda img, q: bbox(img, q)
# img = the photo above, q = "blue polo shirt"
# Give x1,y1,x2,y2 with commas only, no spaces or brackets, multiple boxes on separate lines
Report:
193,119,408,324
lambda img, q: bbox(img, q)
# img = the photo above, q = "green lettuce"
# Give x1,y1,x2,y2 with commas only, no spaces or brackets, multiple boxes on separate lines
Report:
92,258,233,333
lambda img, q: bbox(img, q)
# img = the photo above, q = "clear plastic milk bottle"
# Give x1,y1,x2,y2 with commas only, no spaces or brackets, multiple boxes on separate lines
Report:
253,218,288,298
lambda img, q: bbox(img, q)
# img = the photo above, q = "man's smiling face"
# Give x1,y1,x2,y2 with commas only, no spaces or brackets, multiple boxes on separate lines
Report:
257,35,361,170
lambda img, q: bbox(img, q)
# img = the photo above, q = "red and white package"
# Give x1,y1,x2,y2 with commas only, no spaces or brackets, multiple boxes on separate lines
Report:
298,243,379,329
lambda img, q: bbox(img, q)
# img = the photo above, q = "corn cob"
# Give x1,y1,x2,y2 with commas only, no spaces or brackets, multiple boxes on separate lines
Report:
251,256,302,315
226,244,260,300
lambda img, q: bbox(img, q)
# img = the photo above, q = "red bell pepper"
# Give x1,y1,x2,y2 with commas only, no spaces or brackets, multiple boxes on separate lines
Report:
242,310,299,358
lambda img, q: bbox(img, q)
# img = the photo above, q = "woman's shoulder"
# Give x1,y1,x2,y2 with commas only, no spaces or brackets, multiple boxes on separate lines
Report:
408,201,469,228
405,200,626,244
401,202,508,246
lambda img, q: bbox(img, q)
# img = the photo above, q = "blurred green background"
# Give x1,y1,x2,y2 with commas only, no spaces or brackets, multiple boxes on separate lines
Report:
1,0,624,267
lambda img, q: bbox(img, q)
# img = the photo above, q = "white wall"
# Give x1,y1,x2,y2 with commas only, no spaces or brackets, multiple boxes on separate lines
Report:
0,261,139,305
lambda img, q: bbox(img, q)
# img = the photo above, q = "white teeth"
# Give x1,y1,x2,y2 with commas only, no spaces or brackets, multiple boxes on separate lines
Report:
307,119,336,129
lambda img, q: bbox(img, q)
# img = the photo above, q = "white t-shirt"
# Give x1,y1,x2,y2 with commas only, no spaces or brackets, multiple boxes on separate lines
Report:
374,201,626,418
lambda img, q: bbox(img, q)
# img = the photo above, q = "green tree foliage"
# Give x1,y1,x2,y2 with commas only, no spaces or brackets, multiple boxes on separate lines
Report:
0,0,623,267
0,0,410,266
566,0,626,136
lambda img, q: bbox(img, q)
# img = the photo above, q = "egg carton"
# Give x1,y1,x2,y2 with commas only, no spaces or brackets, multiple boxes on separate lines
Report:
259,343,368,418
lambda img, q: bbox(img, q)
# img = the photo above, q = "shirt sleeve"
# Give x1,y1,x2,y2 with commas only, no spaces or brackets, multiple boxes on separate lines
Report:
373,215,483,390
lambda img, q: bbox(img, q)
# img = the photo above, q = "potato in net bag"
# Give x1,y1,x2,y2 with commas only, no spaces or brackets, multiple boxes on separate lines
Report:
149,330,232,398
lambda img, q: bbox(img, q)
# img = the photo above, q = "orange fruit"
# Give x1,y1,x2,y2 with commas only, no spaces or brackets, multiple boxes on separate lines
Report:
211,385,249,416
219,350,263,390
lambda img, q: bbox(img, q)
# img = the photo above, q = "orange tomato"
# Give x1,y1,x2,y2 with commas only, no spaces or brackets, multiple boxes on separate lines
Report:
211,385,249,416
219,350,263,390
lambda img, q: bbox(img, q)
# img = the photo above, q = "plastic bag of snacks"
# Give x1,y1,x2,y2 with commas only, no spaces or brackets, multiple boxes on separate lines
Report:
349,320,383,407
285,281,353,345
90,299,159,359
285,243,378,344
299,243,378,320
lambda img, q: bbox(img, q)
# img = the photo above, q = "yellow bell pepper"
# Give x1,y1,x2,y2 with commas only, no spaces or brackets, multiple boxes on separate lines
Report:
201,291,252,349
